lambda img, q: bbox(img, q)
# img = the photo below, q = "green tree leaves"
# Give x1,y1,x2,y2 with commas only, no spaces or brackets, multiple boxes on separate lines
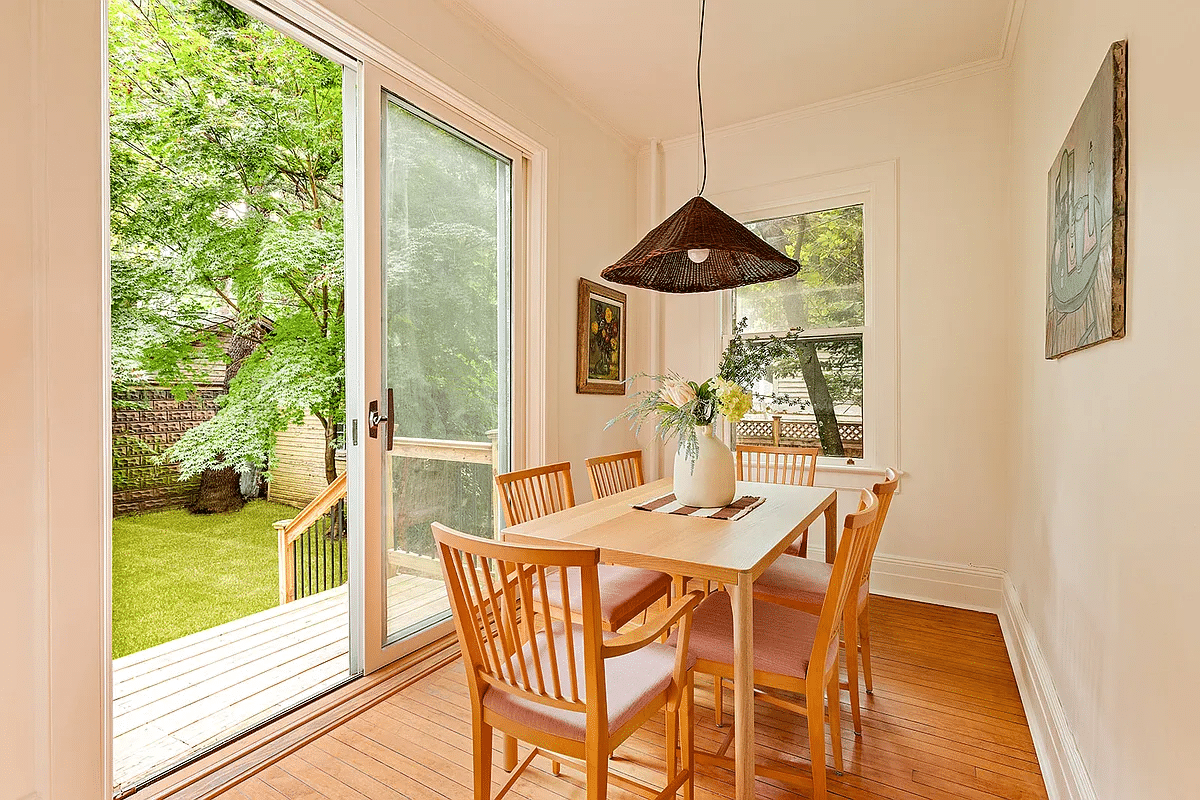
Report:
110,0,345,482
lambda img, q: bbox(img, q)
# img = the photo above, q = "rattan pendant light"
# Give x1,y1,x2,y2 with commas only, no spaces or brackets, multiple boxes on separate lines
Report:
601,0,799,293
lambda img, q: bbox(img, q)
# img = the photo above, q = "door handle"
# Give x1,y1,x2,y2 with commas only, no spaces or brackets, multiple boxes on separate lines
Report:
367,388,395,450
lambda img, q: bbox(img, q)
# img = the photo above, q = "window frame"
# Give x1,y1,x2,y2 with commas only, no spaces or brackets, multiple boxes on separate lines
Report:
710,162,899,486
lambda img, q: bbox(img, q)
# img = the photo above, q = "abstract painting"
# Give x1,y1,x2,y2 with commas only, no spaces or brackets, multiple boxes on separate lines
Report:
1046,40,1128,359
576,278,627,394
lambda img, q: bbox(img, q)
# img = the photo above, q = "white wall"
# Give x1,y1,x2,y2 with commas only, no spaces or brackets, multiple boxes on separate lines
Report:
645,68,1015,574
1007,2,1200,797
0,0,637,795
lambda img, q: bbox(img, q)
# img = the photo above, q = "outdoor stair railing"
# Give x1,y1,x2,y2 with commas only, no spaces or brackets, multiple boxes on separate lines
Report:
273,431,500,604
274,471,348,604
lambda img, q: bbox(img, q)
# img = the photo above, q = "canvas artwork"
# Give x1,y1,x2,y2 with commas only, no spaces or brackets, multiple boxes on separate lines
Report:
576,278,627,394
1045,40,1128,359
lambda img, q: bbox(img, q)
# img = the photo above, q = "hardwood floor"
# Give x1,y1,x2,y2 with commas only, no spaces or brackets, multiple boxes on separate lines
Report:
201,596,1048,800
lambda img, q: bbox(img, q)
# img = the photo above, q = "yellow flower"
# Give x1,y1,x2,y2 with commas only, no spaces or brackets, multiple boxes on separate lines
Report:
591,321,599,334
604,308,613,322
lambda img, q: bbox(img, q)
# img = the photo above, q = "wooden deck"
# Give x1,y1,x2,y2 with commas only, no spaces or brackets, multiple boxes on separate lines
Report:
196,596,1048,800
113,573,448,793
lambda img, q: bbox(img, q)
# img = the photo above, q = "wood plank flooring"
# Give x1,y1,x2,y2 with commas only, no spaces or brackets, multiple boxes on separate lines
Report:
204,596,1048,800
114,574,448,793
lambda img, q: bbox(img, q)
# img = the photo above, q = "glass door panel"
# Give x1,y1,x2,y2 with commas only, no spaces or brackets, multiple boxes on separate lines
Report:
379,92,512,647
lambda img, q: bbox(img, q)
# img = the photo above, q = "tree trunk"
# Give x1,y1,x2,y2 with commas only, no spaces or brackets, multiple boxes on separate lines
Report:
795,341,844,457
189,329,256,513
189,466,246,514
323,421,338,484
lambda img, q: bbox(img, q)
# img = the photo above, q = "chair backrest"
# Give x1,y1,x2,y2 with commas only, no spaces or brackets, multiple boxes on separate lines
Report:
857,468,899,589
735,444,819,486
809,489,879,681
495,462,576,527
432,522,606,718
584,449,645,500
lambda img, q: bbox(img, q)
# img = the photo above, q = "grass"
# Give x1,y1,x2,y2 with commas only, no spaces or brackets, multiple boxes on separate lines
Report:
111,500,298,659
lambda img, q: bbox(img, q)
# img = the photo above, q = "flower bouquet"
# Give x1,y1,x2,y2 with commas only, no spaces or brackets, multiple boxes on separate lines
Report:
609,319,806,506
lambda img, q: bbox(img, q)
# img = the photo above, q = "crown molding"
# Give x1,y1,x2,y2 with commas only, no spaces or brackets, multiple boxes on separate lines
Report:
435,0,639,154
654,0,1026,154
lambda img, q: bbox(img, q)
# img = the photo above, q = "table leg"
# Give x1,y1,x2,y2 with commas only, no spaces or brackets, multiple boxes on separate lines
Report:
730,572,755,800
824,493,838,564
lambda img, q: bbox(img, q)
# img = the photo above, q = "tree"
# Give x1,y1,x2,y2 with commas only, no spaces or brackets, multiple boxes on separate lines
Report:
741,206,865,455
109,0,345,507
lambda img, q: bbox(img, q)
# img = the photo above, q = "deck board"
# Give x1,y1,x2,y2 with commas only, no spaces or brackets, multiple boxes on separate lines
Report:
114,573,448,792
201,596,1048,800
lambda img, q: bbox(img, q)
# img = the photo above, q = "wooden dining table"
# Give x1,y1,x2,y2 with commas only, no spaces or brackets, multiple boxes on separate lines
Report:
500,477,838,800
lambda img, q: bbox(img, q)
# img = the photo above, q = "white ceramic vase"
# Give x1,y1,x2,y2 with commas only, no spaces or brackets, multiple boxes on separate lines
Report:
673,424,736,507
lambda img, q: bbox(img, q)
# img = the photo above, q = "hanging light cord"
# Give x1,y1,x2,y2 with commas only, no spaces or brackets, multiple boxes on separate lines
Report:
696,0,707,196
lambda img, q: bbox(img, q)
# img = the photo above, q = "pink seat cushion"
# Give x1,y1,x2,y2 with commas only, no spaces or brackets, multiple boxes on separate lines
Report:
540,564,672,630
482,623,691,741
753,556,833,610
668,591,819,681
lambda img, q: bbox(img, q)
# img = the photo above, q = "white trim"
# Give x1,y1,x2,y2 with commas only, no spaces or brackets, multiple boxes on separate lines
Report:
247,0,556,160
712,161,900,478
799,550,1006,612
999,576,1098,800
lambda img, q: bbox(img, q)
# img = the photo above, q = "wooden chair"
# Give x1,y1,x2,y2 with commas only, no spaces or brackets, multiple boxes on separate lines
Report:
432,522,702,800
735,444,820,556
494,462,672,632
751,468,899,732
585,449,645,500
670,490,880,800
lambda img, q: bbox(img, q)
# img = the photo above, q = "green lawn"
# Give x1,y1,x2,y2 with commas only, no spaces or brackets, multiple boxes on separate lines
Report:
111,500,298,659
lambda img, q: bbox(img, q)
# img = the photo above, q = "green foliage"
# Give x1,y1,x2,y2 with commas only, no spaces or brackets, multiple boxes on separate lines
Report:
738,206,866,411
109,0,345,479
382,101,506,442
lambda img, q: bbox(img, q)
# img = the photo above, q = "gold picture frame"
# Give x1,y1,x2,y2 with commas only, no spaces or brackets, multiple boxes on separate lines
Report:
576,278,627,395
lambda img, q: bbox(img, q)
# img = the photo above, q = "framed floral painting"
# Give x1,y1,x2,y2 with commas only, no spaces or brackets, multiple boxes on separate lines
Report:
576,278,627,394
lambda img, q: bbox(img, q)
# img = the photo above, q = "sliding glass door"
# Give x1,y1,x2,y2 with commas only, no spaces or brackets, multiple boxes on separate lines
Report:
360,66,515,670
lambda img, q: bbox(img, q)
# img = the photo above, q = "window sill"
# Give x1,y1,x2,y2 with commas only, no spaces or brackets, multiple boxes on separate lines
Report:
814,462,902,491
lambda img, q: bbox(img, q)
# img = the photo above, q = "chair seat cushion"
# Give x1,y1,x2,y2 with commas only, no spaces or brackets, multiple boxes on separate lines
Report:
753,556,833,610
669,591,819,681
482,623,690,741
540,564,672,630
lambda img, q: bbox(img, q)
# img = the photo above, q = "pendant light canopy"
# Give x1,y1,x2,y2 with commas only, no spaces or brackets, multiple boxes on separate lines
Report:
600,0,799,294
601,196,800,293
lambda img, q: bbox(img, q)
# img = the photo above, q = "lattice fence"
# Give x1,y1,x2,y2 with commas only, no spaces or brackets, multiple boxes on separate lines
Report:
735,417,864,459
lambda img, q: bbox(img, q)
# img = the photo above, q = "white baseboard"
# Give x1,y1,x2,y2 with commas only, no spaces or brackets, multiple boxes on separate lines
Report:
998,576,1097,800
869,553,1006,612
807,546,1006,612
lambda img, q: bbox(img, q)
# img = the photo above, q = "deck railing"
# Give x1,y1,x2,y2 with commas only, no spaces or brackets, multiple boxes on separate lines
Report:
274,472,348,604
275,433,500,603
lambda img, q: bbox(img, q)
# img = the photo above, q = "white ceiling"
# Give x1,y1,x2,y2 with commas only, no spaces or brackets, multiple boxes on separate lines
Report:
447,0,1016,142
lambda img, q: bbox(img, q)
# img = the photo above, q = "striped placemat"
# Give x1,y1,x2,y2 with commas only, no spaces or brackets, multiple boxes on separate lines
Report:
633,493,765,521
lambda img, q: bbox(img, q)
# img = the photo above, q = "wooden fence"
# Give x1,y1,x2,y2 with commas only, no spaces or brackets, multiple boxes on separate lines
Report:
735,415,864,459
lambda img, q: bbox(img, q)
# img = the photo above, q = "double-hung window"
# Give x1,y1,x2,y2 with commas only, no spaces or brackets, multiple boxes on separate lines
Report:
734,204,866,461
712,161,898,480
733,204,866,461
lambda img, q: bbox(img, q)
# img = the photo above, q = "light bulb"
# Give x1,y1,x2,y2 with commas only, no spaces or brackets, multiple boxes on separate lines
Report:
687,248,711,263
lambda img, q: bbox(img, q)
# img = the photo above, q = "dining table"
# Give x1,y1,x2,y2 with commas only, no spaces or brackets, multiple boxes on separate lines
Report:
500,476,838,800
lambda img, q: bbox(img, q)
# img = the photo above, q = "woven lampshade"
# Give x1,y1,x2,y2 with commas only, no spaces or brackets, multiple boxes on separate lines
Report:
601,195,799,293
